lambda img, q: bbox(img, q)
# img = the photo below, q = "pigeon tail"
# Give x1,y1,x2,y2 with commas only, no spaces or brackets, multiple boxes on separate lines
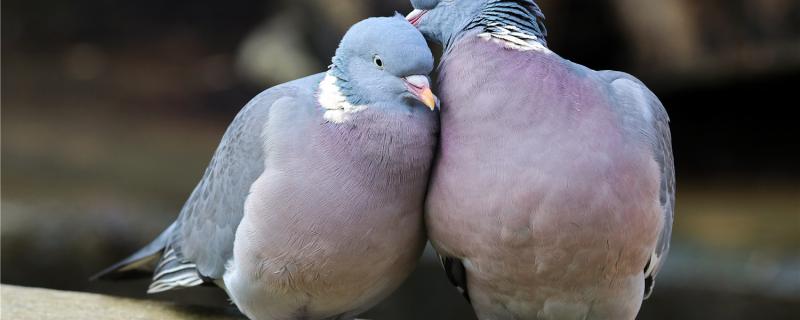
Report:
90,223,176,281
90,222,207,293
146,246,205,293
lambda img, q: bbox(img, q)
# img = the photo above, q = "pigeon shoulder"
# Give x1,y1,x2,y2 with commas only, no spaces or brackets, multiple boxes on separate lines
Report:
597,71,669,127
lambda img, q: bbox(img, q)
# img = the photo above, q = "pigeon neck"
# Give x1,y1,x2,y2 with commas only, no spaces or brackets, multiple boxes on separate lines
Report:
317,68,367,124
462,0,549,52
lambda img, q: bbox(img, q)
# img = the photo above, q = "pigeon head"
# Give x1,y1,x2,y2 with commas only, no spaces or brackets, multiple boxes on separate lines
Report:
325,15,437,115
407,0,547,48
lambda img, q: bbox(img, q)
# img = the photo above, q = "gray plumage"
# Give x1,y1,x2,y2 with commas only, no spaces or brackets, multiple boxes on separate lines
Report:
95,15,438,320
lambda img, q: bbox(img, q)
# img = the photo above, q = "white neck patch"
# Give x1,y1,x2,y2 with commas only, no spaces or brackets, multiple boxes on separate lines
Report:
317,71,367,124
478,23,551,53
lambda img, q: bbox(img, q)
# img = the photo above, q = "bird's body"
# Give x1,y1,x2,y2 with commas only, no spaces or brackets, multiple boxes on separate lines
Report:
427,32,666,319
222,73,434,319
96,16,439,320
408,1,675,318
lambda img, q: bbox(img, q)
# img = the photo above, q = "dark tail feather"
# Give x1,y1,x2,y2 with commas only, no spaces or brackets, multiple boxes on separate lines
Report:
439,255,471,304
90,223,176,281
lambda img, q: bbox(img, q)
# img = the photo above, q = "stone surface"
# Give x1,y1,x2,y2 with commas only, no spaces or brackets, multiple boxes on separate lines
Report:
0,285,243,320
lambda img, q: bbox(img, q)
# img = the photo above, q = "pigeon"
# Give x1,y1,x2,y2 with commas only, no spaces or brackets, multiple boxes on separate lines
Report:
407,1,675,319
94,15,439,320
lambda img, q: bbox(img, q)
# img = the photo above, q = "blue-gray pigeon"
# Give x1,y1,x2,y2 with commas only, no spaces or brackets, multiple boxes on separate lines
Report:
94,15,439,320
407,1,675,319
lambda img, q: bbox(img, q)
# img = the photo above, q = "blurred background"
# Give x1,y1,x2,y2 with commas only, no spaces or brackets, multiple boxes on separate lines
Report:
2,0,799,319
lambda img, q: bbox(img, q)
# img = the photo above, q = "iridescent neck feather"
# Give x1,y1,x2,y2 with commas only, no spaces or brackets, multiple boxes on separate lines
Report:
464,0,549,52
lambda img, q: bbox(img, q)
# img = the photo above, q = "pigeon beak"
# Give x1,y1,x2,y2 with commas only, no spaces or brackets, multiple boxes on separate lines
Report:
406,9,428,27
403,75,438,111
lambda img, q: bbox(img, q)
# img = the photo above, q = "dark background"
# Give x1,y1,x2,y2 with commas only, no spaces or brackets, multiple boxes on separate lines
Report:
2,0,799,319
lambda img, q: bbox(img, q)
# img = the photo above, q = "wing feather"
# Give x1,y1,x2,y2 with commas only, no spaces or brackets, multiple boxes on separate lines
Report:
172,90,274,280
92,74,325,293
603,71,675,299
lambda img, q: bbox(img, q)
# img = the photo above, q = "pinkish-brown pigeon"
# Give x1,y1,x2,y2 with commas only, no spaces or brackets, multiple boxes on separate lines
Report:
408,1,675,319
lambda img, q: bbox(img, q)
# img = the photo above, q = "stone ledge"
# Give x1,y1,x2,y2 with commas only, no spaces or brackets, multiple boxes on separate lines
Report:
0,284,243,320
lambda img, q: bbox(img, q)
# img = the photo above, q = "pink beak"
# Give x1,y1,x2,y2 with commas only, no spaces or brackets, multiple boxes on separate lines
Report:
406,9,428,27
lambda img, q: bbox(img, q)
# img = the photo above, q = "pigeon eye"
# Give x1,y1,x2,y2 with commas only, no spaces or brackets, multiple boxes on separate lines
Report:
373,55,384,69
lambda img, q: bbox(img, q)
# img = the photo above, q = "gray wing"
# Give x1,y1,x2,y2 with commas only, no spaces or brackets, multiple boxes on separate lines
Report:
91,74,326,293
93,92,277,291
603,71,675,299
148,90,274,292
149,77,324,293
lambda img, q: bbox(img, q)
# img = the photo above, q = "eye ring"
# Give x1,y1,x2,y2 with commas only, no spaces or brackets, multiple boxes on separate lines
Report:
373,55,384,69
